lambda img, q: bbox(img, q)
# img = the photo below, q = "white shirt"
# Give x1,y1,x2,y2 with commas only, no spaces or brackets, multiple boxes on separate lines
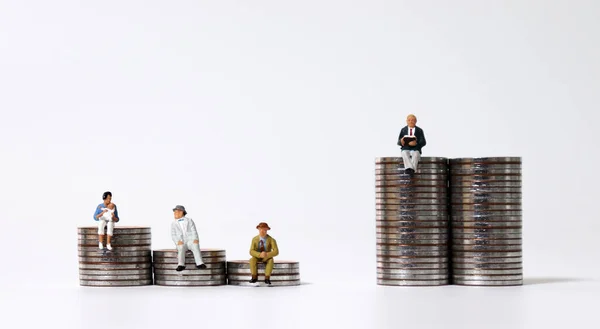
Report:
407,126,416,136
100,208,114,221
178,219,187,235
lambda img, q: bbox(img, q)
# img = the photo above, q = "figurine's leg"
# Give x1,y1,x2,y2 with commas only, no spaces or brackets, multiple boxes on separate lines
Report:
176,243,187,266
98,220,107,249
411,151,421,172
401,150,413,170
188,240,205,267
249,257,259,282
106,221,114,250
264,258,274,283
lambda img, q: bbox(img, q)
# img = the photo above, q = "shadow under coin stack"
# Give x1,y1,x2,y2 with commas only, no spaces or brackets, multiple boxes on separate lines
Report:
152,249,226,286
227,260,301,287
449,157,523,286
78,226,153,286
375,157,450,286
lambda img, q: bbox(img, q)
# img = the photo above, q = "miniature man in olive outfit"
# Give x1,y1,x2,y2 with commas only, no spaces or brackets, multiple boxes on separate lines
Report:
249,222,279,285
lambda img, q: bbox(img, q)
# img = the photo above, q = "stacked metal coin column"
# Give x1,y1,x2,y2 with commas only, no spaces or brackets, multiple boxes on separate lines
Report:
153,249,227,286
78,226,153,286
227,260,301,286
449,157,523,286
375,157,450,286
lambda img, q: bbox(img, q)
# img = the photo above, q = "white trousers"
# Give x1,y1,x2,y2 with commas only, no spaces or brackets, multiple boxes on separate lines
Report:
176,240,204,266
98,220,114,236
401,150,421,171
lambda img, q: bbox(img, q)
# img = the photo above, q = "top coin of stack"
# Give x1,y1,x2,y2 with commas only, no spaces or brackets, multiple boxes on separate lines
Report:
78,226,153,287
449,157,523,286
375,157,450,286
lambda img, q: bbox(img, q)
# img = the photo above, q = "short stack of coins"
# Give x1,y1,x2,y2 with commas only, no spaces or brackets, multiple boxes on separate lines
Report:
227,260,301,286
375,157,450,286
449,157,523,286
78,226,153,287
152,249,226,286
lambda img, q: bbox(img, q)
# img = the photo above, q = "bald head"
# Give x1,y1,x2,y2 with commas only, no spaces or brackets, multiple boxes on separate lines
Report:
406,114,417,127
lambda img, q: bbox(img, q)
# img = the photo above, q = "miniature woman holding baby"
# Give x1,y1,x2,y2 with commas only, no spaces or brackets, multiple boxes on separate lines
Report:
93,191,120,250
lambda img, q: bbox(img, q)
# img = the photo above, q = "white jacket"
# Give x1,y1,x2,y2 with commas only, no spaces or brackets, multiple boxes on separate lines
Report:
171,217,200,244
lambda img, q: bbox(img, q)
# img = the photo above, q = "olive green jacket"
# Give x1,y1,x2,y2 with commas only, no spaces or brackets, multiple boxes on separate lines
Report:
249,235,279,259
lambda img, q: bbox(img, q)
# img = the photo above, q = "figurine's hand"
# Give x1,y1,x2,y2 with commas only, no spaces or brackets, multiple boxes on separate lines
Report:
193,240,199,244
177,241,184,245
400,137,405,146
408,141,417,146
259,252,267,258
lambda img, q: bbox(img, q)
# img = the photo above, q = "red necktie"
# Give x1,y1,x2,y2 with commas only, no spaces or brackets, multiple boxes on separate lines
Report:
409,128,413,136
259,240,265,252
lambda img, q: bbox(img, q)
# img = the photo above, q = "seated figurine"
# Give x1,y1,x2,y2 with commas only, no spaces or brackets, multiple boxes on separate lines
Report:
249,222,279,285
170,205,207,271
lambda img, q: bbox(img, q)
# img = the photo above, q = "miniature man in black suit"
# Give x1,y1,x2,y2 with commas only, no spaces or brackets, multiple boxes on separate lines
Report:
397,114,427,174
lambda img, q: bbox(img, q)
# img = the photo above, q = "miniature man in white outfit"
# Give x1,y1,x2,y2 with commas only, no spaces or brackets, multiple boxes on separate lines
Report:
171,205,207,271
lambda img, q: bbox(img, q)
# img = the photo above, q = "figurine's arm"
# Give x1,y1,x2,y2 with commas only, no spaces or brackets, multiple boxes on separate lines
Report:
112,205,120,222
188,219,200,241
93,205,104,221
249,239,261,258
171,222,182,244
418,129,426,148
267,238,279,258
398,129,406,146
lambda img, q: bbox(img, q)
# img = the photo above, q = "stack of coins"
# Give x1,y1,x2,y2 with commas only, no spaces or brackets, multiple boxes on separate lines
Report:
449,157,523,286
152,249,226,286
375,157,450,286
226,260,301,287
78,226,153,286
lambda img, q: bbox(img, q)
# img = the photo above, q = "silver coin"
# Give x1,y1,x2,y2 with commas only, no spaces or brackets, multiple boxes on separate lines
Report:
226,260,300,269
452,223,522,229
376,279,449,286
452,251,522,257
154,268,225,275
452,257,522,263
78,245,151,251
376,192,448,198
376,205,449,211
453,280,522,286
450,173,521,179
375,221,449,227
377,239,448,245
377,272,449,279
154,257,227,264
78,250,151,257
453,269,522,275
377,268,449,275
376,216,449,223
451,215,522,221
227,280,301,287
376,173,448,179
376,156,449,162
80,280,153,286
78,256,151,263
451,181,522,188
378,211,450,217
78,240,153,246
376,199,449,205
153,249,226,257
155,280,226,286
375,169,449,175
377,250,448,257
452,233,522,239
450,211,523,216
452,228,522,234
78,263,152,270
449,157,521,163
453,274,523,280
79,274,151,280
377,227,448,234
450,204,521,211
226,269,299,275
452,262,521,269
228,274,301,281
377,256,448,263
376,187,449,193
79,269,152,275
450,195,522,202
153,262,225,269
377,245,448,251
377,262,448,269
155,274,227,281
78,227,152,234
451,187,522,193
451,244,521,252
78,234,152,240
452,239,522,245
376,233,449,239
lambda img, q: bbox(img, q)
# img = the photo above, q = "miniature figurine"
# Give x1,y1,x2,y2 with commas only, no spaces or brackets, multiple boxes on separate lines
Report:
171,205,207,271
397,114,427,174
249,222,279,285
93,191,120,250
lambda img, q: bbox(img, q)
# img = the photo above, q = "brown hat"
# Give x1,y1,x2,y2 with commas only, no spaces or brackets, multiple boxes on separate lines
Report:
256,222,270,230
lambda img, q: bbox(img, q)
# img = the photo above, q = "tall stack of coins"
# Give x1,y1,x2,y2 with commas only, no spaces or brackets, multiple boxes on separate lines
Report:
449,157,523,286
375,157,450,286
226,260,301,287
152,249,227,286
78,226,153,286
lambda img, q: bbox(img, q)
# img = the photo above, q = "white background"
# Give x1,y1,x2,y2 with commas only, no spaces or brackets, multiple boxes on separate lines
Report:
1,1,599,328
